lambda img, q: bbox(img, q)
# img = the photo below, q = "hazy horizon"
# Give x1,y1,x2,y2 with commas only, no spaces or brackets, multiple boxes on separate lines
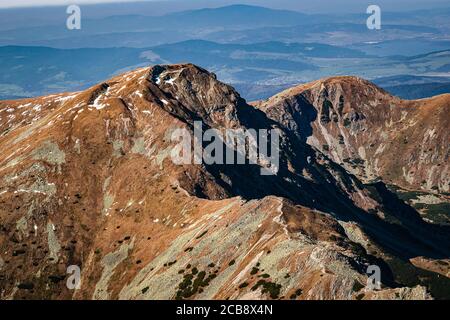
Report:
1,0,449,13
0,0,449,102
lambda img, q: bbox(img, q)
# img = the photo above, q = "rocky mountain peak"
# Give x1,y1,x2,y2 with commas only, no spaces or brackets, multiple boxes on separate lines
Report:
143,63,244,128
257,75,449,194
0,64,448,301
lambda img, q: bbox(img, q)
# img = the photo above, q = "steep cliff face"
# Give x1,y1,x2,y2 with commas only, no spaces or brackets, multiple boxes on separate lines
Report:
0,65,448,300
256,76,449,194
256,76,450,227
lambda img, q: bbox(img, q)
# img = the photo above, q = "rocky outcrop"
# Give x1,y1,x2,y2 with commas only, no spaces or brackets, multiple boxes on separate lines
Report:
256,76,450,194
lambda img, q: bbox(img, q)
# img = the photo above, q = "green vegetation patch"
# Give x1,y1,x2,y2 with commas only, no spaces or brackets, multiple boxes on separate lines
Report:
290,288,303,300
251,279,282,299
352,281,365,292
250,267,259,275
175,266,218,300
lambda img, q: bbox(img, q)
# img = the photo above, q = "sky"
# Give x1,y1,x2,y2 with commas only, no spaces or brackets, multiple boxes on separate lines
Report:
0,0,150,8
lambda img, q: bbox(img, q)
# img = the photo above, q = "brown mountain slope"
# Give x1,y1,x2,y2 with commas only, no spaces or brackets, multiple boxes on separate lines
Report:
255,76,450,226
255,76,449,194
0,65,449,300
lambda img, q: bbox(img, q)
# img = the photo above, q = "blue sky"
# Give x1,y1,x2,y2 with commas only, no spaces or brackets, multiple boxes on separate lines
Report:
0,0,150,8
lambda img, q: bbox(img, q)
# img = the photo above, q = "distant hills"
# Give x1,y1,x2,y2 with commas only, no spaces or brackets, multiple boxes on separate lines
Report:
373,75,450,99
1,44,449,101
0,4,449,53
0,4,448,100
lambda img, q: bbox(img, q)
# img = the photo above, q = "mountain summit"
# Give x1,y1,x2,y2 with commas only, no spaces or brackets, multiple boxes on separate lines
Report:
0,64,448,300
256,76,449,193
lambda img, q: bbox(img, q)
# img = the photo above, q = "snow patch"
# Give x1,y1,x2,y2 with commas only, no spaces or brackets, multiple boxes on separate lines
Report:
165,78,176,85
92,95,107,110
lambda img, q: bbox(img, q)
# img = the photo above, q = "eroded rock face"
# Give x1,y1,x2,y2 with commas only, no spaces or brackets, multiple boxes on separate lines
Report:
257,76,450,194
0,65,448,300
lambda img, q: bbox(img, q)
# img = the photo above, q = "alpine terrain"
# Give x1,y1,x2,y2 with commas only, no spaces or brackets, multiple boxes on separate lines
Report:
0,64,449,300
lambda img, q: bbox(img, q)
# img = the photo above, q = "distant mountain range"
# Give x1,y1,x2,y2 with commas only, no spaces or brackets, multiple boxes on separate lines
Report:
0,4,449,101
1,44,449,101
0,4,449,53
374,75,450,99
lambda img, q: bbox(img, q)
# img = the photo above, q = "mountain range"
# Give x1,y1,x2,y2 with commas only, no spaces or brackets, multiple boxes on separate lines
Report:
0,4,449,102
0,64,448,300
1,43,450,101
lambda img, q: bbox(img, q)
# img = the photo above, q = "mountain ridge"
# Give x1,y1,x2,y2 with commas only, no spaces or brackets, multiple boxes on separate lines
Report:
0,64,449,300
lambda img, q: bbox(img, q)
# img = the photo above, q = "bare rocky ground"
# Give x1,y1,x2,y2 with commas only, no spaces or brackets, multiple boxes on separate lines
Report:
0,64,448,300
